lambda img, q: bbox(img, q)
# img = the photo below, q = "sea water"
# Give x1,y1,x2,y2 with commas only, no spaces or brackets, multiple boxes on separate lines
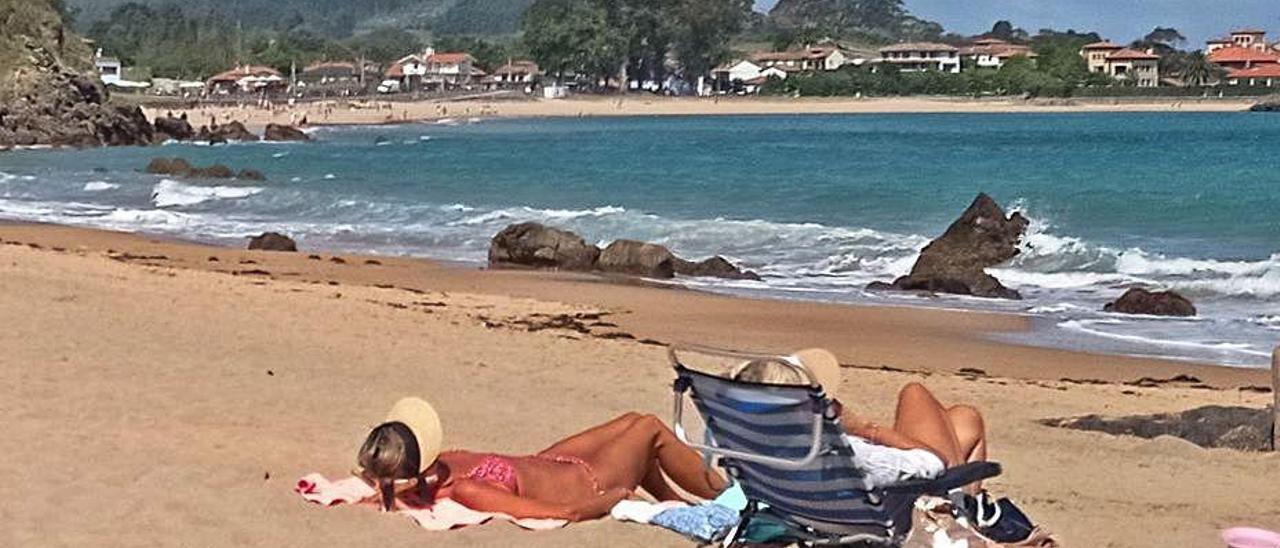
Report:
1,112,1277,367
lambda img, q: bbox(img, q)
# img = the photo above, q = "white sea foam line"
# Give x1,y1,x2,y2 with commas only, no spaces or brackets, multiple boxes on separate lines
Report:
1058,319,1268,356
151,179,264,208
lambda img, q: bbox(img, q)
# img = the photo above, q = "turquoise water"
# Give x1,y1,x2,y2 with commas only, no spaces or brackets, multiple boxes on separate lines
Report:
2,113,1278,366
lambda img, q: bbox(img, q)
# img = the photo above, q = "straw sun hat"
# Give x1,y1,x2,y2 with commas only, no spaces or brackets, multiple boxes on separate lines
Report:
791,348,843,392
383,397,444,474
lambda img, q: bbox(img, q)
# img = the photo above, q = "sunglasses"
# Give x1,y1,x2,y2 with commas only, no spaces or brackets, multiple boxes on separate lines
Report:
353,467,442,512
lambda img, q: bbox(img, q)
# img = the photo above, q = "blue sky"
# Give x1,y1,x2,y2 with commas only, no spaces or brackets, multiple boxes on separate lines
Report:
753,0,1280,45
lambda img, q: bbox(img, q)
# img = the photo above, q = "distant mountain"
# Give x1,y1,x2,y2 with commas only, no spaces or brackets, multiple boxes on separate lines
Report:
67,0,536,38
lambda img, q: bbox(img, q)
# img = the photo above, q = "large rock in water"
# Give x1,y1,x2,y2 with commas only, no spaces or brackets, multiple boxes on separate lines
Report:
146,157,262,180
1104,288,1196,317
153,115,194,141
488,222,600,271
674,256,762,281
598,240,676,278
247,232,297,252
263,123,310,141
196,121,258,142
870,193,1028,299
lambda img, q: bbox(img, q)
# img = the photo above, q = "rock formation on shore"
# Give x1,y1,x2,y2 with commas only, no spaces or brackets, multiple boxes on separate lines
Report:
488,222,601,271
1103,288,1197,317
1249,97,1280,112
868,193,1028,299
488,222,759,281
0,0,153,149
196,121,259,143
247,232,298,252
598,240,676,278
153,115,194,141
146,157,265,180
264,123,310,142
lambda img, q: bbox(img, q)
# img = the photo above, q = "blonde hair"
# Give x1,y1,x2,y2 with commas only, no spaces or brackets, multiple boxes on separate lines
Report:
731,359,804,385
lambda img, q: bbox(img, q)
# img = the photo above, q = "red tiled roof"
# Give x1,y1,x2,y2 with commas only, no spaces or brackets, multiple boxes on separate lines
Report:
385,64,404,78
752,47,840,62
878,42,957,53
426,52,475,65
1209,46,1280,63
971,38,1009,46
1229,64,1280,78
1107,48,1160,60
494,61,540,75
1081,41,1123,50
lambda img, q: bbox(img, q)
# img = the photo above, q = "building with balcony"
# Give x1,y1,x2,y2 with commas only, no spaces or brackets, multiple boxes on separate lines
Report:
877,43,960,73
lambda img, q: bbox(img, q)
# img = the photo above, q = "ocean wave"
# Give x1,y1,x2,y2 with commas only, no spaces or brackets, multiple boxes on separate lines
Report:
1058,319,1268,356
151,179,264,208
83,181,119,192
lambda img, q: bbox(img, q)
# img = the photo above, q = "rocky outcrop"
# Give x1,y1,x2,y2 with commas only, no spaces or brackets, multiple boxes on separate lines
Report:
0,72,154,148
674,256,762,281
145,157,264,180
1044,405,1273,451
488,222,760,280
598,240,676,278
263,123,310,142
1249,97,1280,112
153,115,194,141
488,222,601,271
195,121,258,143
0,2,154,150
247,232,298,252
1104,288,1197,317
869,193,1028,299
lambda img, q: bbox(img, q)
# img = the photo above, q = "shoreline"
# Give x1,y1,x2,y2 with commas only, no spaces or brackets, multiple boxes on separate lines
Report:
3,220,1277,547
141,95,1260,132
1,221,1269,388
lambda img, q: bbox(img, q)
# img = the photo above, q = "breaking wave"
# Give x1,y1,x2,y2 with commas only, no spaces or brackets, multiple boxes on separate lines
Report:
151,179,264,208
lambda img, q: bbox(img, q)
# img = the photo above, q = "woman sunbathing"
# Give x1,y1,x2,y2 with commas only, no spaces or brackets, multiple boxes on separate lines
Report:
732,348,987,490
355,398,728,521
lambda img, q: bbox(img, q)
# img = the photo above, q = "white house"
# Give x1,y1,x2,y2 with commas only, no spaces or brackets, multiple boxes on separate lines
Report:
94,51,122,85
959,38,1035,69
877,43,961,73
385,53,429,91
750,47,847,72
424,52,477,87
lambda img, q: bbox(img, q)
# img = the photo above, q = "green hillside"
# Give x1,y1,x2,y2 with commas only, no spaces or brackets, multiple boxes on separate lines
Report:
66,0,532,38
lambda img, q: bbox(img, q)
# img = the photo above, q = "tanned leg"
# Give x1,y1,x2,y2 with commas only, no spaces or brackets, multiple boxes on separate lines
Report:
538,412,645,457
891,382,963,466
583,414,727,499
639,458,685,501
947,404,988,494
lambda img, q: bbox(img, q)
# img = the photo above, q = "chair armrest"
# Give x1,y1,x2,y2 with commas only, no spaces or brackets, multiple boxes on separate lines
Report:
879,461,1003,496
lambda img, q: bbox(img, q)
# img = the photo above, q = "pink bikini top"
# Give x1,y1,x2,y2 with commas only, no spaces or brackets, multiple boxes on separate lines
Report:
465,454,519,494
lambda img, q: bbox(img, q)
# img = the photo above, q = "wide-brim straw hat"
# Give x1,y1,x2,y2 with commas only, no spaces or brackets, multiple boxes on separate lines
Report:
791,348,842,393
384,397,443,474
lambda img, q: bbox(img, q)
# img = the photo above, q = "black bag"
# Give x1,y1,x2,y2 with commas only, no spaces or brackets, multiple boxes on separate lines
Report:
971,492,1036,543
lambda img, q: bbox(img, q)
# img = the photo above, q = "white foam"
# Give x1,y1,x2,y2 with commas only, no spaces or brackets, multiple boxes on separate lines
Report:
323,174,336,180
151,179,263,208
1058,319,1268,356
83,181,119,192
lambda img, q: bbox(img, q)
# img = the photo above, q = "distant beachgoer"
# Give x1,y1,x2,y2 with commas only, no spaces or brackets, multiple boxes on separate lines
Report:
355,398,727,521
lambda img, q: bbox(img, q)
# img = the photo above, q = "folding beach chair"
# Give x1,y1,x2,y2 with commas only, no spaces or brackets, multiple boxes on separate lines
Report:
669,344,1002,546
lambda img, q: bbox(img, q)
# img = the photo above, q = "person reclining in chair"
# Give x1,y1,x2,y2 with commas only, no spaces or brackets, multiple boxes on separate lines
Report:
731,348,986,493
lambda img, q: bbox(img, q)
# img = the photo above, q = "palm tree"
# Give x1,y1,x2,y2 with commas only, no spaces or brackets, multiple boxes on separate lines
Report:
1176,51,1225,87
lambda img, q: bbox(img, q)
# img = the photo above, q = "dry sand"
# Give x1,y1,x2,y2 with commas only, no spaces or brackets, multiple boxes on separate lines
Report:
0,222,1276,547
145,94,1258,132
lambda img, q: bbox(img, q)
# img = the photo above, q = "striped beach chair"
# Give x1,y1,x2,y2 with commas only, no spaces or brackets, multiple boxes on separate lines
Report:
669,345,1002,546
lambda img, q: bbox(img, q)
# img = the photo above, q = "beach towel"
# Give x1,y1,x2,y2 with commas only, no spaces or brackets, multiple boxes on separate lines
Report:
295,473,567,531
609,500,689,524
1223,527,1280,548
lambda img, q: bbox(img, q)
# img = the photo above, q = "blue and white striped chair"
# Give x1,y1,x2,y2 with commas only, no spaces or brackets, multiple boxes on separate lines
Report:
669,344,1002,546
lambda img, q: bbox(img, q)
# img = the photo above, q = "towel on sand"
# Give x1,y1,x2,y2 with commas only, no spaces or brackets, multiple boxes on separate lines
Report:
295,473,567,531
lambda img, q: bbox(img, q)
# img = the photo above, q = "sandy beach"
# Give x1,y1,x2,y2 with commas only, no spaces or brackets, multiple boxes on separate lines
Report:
1,222,1276,547
141,94,1261,131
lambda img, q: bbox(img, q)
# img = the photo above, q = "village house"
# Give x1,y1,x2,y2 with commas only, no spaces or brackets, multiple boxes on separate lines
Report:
1225,64,1280,86
1080,41,1124,73
710,59,788,94
206,65,285,94
301,61,361,85
877,43,960,73
490,60,541,86
93,51,122,85
384,53,429,92
750,46,847,72
959,38,1035,69
1079,41,1160,87
424,52,478,88
1207,29,1280,55
1208,46,1280,72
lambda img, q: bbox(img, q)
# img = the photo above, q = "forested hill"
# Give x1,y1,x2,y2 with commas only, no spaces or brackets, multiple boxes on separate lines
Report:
770,0,943,41
67,0,537,37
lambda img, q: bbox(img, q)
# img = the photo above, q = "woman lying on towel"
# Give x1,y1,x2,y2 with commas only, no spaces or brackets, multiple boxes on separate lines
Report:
355,398,728,521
